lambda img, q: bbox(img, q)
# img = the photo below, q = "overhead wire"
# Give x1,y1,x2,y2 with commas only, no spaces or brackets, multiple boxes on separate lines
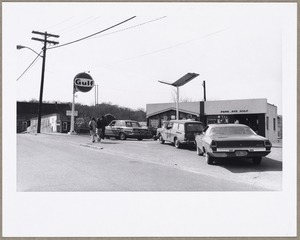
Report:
93,27,228,67
16,16,137,81
45,16,75,31
61,16,102,35
16,50,43,81
48,16,136,50
89,16,167,40
53,17,97,34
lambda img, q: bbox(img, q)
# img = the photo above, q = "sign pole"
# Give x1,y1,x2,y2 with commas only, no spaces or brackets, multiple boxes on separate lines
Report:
68,72,94,135
68,87,76,135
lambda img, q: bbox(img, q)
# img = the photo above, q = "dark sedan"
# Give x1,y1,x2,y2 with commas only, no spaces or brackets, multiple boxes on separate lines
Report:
105,120,152,141
195,124,272,165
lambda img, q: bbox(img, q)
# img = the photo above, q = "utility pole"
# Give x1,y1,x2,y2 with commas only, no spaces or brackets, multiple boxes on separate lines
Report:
31,31,59,133
203,80,206,101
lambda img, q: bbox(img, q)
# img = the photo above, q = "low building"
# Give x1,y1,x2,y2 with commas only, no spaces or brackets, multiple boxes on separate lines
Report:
146,98,278,142
17,101,71,133
29,113,71,133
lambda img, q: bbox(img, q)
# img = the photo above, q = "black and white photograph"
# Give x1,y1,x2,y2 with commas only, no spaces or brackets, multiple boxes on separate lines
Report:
3,2,297,237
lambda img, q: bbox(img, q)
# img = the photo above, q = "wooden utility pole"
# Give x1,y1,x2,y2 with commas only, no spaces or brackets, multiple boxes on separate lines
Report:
31,31,59,133
203,80,206,101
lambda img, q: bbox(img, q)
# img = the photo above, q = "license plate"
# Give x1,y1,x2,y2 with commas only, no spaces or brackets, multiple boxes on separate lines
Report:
235,150,248,157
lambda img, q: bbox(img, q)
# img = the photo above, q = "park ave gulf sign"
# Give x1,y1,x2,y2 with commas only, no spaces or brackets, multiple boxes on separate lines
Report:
74,72,94,93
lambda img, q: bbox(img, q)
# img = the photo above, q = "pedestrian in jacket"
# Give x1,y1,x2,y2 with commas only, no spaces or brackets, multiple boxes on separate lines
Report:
100,116,106,140
88,117,97,143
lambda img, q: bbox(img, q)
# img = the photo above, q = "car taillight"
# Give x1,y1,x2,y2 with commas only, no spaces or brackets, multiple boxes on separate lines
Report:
210,140,217,151
265,140,272,150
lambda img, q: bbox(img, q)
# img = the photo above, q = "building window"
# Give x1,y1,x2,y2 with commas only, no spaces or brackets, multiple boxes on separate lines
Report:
63,122,68,131
266,116,269,130
273,118,276,131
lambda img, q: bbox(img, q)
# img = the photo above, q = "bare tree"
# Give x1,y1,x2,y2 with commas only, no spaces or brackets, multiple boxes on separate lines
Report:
170,88,194,103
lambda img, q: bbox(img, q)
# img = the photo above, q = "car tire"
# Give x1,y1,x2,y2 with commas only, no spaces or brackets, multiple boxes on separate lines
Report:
174,138,181,149
159,135,165,144
206,153,214,165
252,157,262,165
119,132,126,140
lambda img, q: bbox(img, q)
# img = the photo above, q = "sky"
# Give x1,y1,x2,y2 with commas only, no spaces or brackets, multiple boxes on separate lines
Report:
3,2,292,114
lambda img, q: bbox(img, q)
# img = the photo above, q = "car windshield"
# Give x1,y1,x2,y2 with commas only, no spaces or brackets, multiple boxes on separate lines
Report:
125,122,140,127
186,123,204,131
210,126,255,135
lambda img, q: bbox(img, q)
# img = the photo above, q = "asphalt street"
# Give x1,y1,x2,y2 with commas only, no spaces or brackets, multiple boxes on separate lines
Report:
17,133,282,191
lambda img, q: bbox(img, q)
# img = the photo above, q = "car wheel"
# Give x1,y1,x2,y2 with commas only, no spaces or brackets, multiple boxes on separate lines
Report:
252,157,262,165
206,153,214,165
174,138,181,149
159,135,165,144
196,144,204,156
119,132,126,140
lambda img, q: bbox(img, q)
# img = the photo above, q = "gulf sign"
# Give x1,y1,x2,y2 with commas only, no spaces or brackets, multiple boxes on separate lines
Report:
74,72,94,93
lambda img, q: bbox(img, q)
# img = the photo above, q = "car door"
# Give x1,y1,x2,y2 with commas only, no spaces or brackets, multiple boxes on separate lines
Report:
165,122,174,142
161,121,171,142
169,123,178,142
197,126,210,150
105,120,117,137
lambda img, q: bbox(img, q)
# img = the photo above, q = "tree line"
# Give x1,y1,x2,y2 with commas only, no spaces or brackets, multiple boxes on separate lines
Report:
26,99,146,122
75,102,146,122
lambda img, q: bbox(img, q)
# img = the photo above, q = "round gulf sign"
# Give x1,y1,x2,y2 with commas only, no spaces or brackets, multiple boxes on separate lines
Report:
74,72,94,93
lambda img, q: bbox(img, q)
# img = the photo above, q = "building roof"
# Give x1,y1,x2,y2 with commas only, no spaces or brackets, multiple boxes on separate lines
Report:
146,101,201,118
17,101,71,121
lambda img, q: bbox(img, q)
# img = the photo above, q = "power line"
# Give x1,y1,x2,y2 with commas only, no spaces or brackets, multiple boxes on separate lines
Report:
90,16,167,40
61,16,102,35
16,51,42,81
52,17,95,34
93,27,228,67
45,16,75,31
16,17,136,81
48,16,136,50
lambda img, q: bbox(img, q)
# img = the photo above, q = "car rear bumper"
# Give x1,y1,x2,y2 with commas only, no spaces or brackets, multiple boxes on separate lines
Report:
208,150,271,158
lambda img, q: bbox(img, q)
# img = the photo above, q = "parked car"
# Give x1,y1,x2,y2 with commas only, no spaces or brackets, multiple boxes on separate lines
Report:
139,122,157,138
154,121,168,140
105,120,152,140
195,124,272,165
158,120,204,148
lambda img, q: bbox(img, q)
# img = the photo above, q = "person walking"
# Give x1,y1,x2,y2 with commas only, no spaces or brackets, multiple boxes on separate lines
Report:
96,118,102,142
88,117,97,143
100,116,106,140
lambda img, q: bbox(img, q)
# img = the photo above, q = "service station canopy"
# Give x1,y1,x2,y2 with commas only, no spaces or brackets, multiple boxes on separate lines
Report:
158,73,199,87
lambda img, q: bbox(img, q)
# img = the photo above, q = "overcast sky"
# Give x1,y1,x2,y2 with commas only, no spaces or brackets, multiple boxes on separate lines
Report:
4,2,293,114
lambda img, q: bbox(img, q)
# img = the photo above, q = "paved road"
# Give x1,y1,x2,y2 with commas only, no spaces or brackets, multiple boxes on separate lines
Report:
17,133,282,191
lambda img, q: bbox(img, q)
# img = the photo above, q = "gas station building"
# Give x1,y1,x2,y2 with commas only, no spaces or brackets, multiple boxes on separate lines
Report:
146,98,278,142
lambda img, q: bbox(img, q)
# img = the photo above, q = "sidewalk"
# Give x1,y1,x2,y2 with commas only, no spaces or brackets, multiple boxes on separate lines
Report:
272,140,282,148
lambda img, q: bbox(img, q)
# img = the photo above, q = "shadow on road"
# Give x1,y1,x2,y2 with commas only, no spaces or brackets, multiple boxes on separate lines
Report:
215,157,282,173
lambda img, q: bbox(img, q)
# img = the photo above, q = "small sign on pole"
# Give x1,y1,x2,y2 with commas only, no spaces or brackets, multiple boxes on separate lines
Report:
66,110,78,116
